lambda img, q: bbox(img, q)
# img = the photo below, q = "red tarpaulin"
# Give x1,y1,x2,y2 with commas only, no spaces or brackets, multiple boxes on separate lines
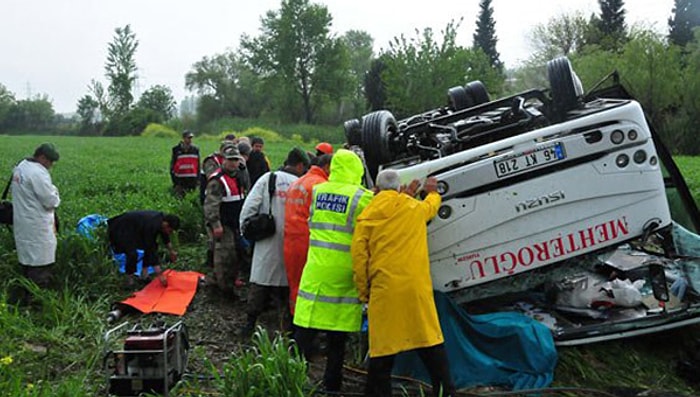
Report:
121,269,203,316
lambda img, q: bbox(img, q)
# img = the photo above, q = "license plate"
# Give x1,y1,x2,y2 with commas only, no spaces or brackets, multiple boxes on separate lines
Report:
494,143,566,178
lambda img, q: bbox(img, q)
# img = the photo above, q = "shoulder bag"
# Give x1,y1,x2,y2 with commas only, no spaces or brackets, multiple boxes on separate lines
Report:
242,172,277,241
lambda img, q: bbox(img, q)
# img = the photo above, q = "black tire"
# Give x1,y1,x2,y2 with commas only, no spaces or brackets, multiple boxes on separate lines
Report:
547,57,580,115
343,118,362,146
465,80,490,105
361,110,396,179
447,86,472,111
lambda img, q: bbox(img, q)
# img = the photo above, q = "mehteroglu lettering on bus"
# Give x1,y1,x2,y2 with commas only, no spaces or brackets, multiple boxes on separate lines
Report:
456,216,630,283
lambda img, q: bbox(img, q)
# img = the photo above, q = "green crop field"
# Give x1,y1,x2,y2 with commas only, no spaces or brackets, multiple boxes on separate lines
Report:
0,135,323,396
2,135,700,395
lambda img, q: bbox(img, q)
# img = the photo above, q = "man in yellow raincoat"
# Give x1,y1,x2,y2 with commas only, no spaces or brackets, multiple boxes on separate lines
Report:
352,169,455,397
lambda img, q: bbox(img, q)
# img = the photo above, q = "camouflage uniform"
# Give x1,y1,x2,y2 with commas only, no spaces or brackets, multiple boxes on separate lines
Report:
200,145,251,201
202,154,224,179
204,164,246,294
201,146,252,271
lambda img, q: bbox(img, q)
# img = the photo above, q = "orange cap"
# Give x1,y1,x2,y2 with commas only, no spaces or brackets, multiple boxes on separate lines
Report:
315,142,333,155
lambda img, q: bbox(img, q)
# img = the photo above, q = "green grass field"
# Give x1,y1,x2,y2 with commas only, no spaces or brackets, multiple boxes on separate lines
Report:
2,135,700,395
0,135,322,396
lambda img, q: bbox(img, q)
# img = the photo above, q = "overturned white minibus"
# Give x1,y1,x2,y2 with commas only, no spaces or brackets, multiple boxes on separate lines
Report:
345,57,700,345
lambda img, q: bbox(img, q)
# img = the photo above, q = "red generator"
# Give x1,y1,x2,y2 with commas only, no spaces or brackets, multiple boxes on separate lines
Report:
104,321,188,396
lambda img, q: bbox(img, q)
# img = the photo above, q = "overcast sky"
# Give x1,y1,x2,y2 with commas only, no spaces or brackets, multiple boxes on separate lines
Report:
1,0,673,114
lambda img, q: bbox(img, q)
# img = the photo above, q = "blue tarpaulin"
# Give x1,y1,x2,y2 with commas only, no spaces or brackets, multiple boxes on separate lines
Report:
393,291,557,390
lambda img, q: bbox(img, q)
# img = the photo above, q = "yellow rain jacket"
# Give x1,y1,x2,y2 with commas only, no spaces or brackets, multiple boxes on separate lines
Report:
352,189,443,357
294,149,374,332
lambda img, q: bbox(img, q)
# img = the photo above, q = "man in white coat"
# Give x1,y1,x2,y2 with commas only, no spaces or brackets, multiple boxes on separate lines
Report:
12,143,61,291
238,147,309,337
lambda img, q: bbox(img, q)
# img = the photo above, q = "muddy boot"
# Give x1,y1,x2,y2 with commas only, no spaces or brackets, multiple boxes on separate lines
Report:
238,315,256,339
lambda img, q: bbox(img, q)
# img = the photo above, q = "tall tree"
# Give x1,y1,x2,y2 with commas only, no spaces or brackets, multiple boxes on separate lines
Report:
382,21,500,117
0,83,15,131
185,51,264,122
598,0,626,35
76,94,100,135
341,30,374,115
136,84,176,122
88,79,109,119
668,0,700,47
472,0,503,71
105,25,138,119
364,58,386,111
676,29,700,153
6,95,55,132
591,0,628,50
240,0,351,123
529,12,592,59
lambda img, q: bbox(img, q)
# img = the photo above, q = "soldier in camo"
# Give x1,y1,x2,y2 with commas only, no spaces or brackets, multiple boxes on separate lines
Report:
204,146,247,295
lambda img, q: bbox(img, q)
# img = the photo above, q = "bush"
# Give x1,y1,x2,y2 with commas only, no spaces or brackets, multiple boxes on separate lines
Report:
242,127,283,143
141,123,179,139
217,130,239,140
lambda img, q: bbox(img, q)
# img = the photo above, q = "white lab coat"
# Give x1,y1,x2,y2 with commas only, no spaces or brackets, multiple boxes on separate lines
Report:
239,170,298,286
12,159,60,266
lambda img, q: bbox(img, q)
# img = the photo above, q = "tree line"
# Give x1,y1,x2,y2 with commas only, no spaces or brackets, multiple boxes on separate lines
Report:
1,0,699,154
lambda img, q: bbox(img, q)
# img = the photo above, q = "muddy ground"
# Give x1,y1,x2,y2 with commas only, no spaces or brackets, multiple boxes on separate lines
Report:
163,277,453,396
117,264,700,397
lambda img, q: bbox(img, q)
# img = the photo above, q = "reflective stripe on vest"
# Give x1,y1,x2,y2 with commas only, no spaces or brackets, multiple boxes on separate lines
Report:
297,290,360,304
309,239,350,252
217,172,244,202
173,154,199,177
308,188,365,234
286,183,310,206
201,153,224,175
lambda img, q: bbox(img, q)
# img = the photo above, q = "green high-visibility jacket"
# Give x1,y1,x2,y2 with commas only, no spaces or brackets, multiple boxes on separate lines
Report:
293,149,374,332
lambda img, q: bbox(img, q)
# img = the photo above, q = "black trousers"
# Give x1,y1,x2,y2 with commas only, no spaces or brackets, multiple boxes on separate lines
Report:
22,264,54,289
245,283,291,333
294,326,348,392
365,344,456,397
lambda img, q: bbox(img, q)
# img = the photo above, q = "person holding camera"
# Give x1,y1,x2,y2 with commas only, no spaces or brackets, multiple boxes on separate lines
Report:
238,147,310,338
